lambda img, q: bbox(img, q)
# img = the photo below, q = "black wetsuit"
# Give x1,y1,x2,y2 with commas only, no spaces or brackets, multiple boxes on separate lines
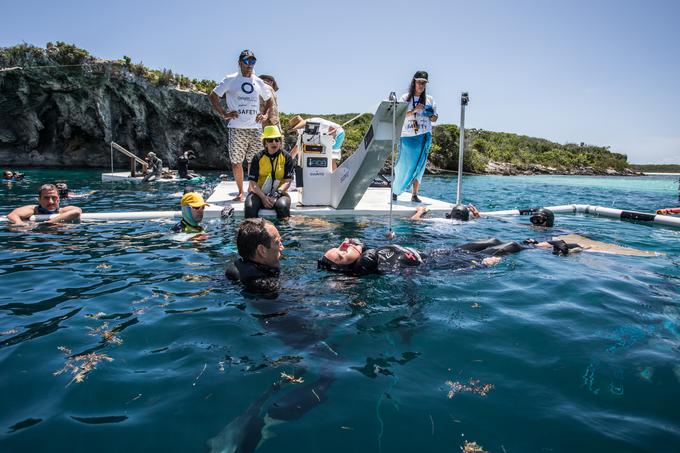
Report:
177,155,190,179
226,258,280,293
350,238,524,276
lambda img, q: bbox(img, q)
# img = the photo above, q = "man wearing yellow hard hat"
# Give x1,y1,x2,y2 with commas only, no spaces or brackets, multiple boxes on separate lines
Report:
244,125,294,218
172,191,210,235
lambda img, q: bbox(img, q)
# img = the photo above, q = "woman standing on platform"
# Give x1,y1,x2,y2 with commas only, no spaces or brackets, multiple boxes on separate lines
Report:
393,71,438,202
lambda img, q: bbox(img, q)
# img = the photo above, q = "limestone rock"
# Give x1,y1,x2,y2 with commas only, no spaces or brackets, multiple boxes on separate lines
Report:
0,55,230,169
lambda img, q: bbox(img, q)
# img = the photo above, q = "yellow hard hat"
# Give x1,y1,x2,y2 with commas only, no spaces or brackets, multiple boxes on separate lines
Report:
181,192,208,208
262,125,282,140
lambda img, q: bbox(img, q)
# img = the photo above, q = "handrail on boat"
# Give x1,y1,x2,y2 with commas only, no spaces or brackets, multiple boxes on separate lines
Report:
110,141,149,176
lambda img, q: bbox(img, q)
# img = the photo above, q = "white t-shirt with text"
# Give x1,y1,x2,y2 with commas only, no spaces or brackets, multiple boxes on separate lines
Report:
212,72,272,129
399,93,436,137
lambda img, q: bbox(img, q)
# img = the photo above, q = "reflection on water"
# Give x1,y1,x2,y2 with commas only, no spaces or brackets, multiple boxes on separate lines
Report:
0,170,679,452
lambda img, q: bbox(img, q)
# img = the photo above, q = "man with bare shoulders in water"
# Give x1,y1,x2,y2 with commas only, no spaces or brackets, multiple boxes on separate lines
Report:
6,184,82,226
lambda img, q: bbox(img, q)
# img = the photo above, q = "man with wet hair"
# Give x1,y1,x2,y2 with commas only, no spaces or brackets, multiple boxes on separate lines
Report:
6,184,82,226
225,218,283,292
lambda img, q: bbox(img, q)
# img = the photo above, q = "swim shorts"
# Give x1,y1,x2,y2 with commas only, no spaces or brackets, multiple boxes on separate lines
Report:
227,128,261,164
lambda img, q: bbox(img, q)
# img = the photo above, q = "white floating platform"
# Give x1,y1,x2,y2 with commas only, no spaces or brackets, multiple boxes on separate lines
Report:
205,181,454,218
101,172,204,183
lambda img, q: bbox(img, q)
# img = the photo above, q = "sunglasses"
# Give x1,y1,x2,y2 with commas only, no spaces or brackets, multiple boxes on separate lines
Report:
241,58,257,65
265,138,281,143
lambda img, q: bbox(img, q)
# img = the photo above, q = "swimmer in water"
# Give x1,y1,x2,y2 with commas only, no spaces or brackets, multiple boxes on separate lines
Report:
410,204,481,221
3,170,25,181
225,218,284,294
6,184,82,226
171,192,209,240
53,181,96,199
318,237,523,275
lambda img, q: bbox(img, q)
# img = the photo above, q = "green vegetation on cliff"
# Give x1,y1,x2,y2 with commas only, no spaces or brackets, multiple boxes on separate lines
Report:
0,42,217,94
432,127,630,173
279,114,630,174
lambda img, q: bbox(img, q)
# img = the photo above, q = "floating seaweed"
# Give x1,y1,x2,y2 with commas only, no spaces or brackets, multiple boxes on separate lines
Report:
87,322,123,345
54,349,113,385
280,372,304,384
462,440,489,453
445,379,494,399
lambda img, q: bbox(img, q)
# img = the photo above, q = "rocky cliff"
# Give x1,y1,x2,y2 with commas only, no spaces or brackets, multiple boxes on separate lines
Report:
0,46,229,169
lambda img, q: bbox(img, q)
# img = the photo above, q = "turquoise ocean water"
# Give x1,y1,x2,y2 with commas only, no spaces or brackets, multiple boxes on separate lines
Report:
1,170,679,452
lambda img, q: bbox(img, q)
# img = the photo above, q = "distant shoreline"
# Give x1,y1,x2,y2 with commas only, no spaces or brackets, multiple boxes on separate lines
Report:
5,165,680,178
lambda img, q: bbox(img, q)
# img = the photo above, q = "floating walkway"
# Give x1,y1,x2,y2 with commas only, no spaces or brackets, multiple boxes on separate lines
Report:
3,199,680,229
204,181,453,217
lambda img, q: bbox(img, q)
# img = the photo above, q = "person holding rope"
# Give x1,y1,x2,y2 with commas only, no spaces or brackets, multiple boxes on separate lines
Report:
392,71,438,203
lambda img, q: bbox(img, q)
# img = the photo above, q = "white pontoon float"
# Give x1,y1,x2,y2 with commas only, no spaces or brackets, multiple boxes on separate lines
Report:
101,142,203,183
3,95,679,230
4,203,679,229
479,204,680,229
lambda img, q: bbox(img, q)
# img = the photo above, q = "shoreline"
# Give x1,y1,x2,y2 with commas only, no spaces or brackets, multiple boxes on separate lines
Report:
4,165,680,177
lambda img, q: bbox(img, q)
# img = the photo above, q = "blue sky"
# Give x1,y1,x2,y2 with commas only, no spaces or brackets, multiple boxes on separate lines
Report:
3,0,679,163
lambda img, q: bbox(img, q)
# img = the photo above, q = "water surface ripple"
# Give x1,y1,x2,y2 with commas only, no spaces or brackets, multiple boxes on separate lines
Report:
1,170,679,452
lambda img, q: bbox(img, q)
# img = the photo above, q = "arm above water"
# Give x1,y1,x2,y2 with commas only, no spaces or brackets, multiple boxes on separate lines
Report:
47,206,82,224
6,205,35,225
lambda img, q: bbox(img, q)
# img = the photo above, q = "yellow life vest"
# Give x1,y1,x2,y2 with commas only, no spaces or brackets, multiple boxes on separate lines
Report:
256,151,287,190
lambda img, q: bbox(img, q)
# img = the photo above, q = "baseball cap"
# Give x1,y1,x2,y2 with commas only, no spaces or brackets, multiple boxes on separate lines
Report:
413,70,429,82
238,50,256,62
181,192,209,208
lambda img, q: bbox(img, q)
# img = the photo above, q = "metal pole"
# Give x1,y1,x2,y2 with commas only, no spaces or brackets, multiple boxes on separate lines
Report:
455,92,469,205
110,142,114,174
387,92,397,239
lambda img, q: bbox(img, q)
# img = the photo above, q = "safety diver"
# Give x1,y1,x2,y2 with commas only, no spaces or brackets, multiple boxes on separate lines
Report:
171,192,209,239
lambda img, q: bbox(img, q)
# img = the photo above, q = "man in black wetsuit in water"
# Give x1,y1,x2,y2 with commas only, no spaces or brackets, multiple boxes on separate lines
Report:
225,218,284,293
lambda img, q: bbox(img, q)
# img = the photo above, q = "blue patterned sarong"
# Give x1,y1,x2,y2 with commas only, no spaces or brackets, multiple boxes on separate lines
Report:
392,132,432,195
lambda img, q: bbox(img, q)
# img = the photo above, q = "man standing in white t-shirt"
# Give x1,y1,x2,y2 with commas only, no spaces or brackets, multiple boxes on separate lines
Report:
209,50,273,201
